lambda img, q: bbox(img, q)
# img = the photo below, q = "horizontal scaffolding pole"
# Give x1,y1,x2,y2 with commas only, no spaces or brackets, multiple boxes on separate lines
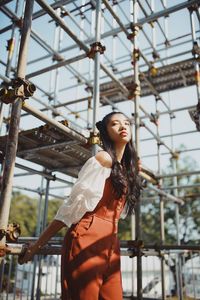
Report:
147,184,184,205
157,170,200,179
142,147,200,158
26,53,86,79
3,242,200,256
15,162,72,184
25,0,199,65
141,129,197,142
13,185,65,200
22,102,88,144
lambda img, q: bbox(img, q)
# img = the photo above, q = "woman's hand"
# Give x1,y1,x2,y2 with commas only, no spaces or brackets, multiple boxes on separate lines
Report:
18,243,38,264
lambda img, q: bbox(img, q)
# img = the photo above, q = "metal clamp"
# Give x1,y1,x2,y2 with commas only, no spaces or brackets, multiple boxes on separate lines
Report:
192,41,200,57
188,2,200,12
88,131,101,145
131,48,140,63
87,42,106,59
128,24,141,39
0,77,36,104
171,151,180,160
150,112,159,126
127,240,144,258
0,223,21,242
149,65,158,77
128,83,141,99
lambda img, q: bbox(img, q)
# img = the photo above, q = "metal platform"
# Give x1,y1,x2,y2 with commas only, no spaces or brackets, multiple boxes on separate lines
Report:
0,122,92,177
100,58,198,103
0,122,157,182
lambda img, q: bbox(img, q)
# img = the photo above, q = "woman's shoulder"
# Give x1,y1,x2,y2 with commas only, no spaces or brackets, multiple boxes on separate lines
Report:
95,151,112,168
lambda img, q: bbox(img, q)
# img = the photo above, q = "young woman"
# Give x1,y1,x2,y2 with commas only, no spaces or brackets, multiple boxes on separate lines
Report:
19,112,141,300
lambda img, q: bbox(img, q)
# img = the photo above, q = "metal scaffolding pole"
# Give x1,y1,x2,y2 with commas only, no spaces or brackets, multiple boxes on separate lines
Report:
35,177,50,300
131,1,142,299
147,184,184,205
173,158,183,300
166,58,183,299
0,1,19,133
15,162,73,185
30,176,44,300
92,0,102,155
190,6,200,125
0,0,35,256
21,102,88,144
5,242,200,256
18,0,199,68
155,99,166,300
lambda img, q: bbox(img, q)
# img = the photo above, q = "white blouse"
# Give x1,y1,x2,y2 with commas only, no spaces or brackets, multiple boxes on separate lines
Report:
54,156,111,227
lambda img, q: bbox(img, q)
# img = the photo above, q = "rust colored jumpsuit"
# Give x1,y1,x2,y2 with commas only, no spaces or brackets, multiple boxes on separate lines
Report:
61,176,126,300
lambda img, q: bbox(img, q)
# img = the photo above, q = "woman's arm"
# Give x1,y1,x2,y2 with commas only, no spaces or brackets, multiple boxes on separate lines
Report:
18,219,65,264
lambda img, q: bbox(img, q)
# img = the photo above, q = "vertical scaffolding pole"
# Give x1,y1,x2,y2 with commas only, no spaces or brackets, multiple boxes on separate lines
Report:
31,178,45,300
0,0,34,256
132,1,142,299
92,0,102,155
155,99,166,300
190,7,200,112
0,1,19,133
172,158,183,300
35,178,50,300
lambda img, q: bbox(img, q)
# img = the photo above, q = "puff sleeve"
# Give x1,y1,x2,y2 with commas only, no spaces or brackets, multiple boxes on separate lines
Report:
54,156,111,227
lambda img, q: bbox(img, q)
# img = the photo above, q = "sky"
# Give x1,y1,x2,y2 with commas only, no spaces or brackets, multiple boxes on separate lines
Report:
0,0,200,199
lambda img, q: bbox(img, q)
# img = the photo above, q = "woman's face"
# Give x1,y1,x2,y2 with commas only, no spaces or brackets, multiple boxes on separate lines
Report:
106,113,132,145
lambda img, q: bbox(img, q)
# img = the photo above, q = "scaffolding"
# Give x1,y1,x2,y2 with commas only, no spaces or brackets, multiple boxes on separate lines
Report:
0,0,200,299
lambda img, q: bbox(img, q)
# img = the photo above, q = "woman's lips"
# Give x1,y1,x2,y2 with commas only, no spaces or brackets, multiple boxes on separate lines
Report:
120,131,127,136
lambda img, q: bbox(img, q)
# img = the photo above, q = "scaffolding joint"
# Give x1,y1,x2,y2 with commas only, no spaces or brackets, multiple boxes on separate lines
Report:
129,23,141,39
85,85,93,93
148,20,156,28
165,39,171,47
170,112,176,119
52,53,63,62
152,50,160,60
88,131,101,145
171,151,180,160
14,17,23,29
140,120,145,127
155,95,161,102
157,140,163,147
128,240,144,258
189,103,200,131
131,48,140,64
60,11,69,18
87,42,106,59
192,41,200,57
6,38,15,54
0,223,21,243
0,77,36,104
149,64,158,77
150,113,159,126
128,83,141,99
188,2,200,12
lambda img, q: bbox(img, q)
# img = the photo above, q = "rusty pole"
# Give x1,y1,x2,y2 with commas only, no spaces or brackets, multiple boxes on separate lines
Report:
0,0,35,254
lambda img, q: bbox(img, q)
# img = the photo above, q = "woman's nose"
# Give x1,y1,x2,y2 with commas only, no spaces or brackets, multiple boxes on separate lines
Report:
119,124,126,130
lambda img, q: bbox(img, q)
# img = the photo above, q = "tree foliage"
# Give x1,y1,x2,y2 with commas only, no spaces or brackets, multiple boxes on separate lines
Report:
9,192,65,237
118,150,200,246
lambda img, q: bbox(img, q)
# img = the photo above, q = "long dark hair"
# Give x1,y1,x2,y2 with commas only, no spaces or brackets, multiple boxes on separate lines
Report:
96,112,142,214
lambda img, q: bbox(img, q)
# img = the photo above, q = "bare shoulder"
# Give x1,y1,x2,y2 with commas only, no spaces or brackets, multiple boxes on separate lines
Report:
95,151,112,168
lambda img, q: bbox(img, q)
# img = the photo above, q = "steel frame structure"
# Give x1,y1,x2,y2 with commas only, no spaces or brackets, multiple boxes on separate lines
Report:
0,0,200,299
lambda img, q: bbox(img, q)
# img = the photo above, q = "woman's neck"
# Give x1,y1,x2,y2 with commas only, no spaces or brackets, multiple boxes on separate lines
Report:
115,144,126,163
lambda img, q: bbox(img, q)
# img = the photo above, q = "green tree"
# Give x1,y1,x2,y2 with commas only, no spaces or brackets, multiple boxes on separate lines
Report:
9,192,38,236
9,192,65,237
